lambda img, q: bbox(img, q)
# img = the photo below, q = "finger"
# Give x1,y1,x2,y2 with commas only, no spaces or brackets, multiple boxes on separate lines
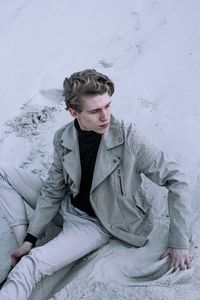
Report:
10,255,15,267
160,250,170,260
174,257,186,271
170,259,175,269
11,251,23,267
12,249,23,258
186,257,192,269
11,255,18,267
180,263,187,271
174,262,180,271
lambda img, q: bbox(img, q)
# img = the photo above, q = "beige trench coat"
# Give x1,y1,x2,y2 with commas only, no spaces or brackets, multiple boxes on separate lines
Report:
28,115,191,249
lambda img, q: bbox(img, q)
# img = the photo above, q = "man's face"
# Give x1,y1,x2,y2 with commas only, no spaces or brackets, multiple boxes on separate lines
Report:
70,92,111,134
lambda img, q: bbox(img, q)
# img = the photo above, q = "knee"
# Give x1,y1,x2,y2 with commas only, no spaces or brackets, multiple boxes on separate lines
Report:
29,245,46,262
0,163,25,186
19,247,45,273
0,162,13,180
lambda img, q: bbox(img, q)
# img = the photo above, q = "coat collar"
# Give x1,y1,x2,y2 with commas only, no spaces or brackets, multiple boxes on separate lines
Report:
60,115,124,150
102,115,124,149
60,115,124,194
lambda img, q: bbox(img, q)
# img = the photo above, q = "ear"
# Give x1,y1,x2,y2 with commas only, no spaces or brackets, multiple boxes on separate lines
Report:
69,108,79,119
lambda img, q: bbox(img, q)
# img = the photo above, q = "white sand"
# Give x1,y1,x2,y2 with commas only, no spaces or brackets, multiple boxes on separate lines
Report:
1,1,200,299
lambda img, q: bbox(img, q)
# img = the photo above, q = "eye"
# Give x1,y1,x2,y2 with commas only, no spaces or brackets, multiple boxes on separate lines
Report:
90,109,98,114
105,102,111,109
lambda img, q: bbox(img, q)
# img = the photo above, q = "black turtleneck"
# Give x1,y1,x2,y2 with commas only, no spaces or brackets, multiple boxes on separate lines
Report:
70,119,102,217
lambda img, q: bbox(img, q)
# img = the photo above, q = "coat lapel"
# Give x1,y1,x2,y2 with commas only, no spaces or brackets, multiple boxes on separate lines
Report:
60,121,81,195
90,144,120,192
91,116,124,192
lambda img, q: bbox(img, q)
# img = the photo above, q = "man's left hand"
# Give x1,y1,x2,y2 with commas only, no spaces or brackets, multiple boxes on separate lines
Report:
160,248,192,271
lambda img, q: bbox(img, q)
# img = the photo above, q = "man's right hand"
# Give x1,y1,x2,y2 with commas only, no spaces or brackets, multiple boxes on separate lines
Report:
11,241,33,267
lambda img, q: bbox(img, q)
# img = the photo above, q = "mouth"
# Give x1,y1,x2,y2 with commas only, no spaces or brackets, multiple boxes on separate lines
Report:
99,123,109,129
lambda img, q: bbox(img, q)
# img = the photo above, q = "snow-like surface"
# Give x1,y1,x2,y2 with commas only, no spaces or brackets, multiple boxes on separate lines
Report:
1,0,200,299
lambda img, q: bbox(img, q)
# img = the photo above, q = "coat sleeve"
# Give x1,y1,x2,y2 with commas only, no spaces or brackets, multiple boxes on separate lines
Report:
133,134,191,249
27,130,68,238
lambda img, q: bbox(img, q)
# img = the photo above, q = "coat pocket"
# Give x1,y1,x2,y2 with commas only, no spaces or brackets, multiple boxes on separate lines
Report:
115,194,148,234
133,188,151,216
114,168,125,196
135,204,146,216
117,169,124,195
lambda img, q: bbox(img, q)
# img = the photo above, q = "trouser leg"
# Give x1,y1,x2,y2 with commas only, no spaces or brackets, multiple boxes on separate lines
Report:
0,163,44,226
0,208,111,300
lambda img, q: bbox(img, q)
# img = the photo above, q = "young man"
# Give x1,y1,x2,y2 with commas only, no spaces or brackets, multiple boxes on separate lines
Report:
0,69,191,299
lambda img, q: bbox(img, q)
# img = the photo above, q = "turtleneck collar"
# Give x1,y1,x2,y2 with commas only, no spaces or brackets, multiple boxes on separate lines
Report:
74,119,102,142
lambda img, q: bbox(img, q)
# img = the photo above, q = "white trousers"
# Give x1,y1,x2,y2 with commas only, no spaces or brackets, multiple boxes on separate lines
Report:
0,164,111,300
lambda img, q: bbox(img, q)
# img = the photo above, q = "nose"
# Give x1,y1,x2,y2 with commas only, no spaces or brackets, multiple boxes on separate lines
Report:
100,109,108,121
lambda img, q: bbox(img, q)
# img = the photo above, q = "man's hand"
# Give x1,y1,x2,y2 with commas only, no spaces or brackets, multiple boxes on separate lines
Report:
160,248,192,271
11,241,33,267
